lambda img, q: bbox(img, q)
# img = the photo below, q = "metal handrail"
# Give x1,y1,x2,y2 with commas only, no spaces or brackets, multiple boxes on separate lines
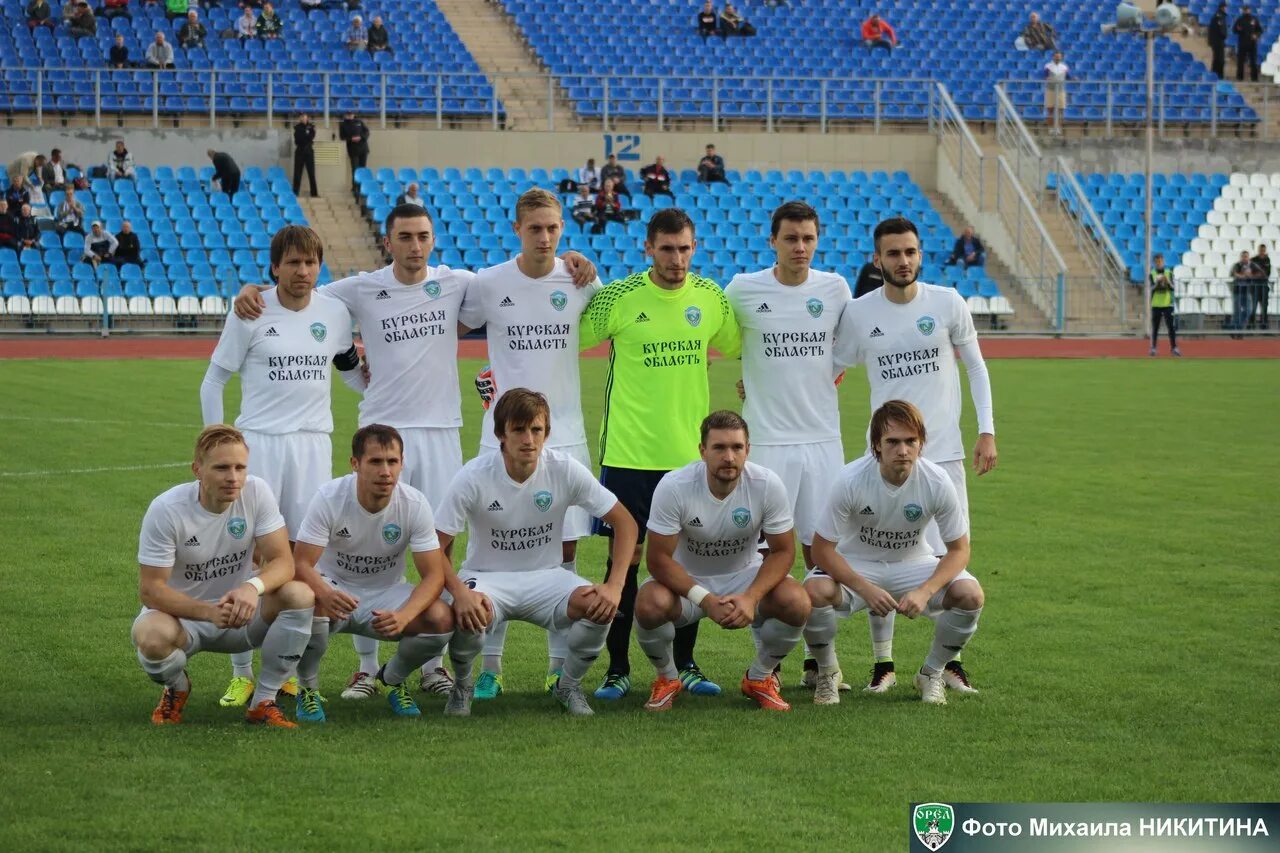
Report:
1053,161,1128,305
994,83,1045,206
933,83,986,212
995,155,1068,329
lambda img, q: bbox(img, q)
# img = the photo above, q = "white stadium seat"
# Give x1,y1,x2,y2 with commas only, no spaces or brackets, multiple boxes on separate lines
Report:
1200,297,1221,315
32,295,57,315
1190,238,1211,255
80,295,103,316
965,296,989,316
1229,172,1249,187
7,296,30,315
1188,281,1209,298
1205,211,1226,227
1250,174,1270,188
1209,282,1231,299
105,295,128,316
989,296,1014,315
55,296,79,315
176,296,201,315
0,297,7,316
128,296,153,315
1219,224,1240,239
153,296,178,316
1177,297,1200,315
200,296,226,315
1173,264,1193,280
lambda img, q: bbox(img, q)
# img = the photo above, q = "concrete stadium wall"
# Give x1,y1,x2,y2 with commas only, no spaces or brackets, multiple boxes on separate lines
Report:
1062,138,1280,176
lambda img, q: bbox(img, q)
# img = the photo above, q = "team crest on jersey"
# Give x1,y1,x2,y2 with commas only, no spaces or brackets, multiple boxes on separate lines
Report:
227,517,247,539
382,523,402,544
309,322,327,342
913,803,955,851
534,490,553,512
422,280,442,299
806,298,824,318
731,507,751,528
550,290,568,312
684,306,702,327
916,315,936,336
904,503,923,522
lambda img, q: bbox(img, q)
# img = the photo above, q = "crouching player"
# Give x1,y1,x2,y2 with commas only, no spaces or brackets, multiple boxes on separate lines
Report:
636,411,810,712
291,424,453,722
803,401,985,705
433,389,639,717
132,425,315,728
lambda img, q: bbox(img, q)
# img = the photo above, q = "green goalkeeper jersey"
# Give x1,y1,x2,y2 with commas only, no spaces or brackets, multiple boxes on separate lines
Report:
581,269,742,470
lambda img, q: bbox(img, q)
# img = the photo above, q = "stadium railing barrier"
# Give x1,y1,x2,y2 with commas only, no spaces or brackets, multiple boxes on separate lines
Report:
1051,165,1132,324
932,84,986,216
994,155,1068,330
995,84,1047,208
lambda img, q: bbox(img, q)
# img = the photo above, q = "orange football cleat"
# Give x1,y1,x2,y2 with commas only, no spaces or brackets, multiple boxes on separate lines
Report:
245,699,298,728
151,682,190,725
741,672,791,711
643,676,683,712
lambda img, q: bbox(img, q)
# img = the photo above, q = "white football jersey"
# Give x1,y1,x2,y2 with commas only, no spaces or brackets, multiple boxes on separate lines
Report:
725,268,852,445
435,447,618,574
815,454,966,563
459,258,601,449
647,460,793,578
210,289,354,434
833,284,978,462
321,264,474,429
295,473,439,592
137,476,286,602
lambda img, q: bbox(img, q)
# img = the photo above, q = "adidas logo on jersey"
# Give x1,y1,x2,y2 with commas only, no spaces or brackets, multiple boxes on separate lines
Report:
859,506,875,515
336,527,351,538
500,297,515,307
634,312,650,323
184,535,200,546
689,517,703,527
756,303,771,313
375,290,390,300
487,500,503,511
264,327,279,337
869,327,884,338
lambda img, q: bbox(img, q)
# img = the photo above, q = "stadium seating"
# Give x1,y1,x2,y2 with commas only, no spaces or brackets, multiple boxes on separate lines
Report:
357,166,1010,315
500,0,1254,124
0,165,316,318
0,2,499,120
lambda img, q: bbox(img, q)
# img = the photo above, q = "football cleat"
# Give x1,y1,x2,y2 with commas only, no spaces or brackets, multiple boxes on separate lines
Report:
544,669,563,694
801,667,852,692
813,670,843,706
340,671,379,700
943,660,979,694
295,687,327,723
419,666,454,695
863,661,897,693
741,671,791,711
473,670,503,700
246,699,298,728
593,672,631,701
679,663,722,697
915,670,947,705
151,678,191,725
218,675,254,708
552,680,595,716
444,682,473,717
643,676,683,712
279,677,299,698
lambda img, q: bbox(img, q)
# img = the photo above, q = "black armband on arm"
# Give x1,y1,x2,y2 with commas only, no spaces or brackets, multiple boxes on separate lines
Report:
333,345,360,371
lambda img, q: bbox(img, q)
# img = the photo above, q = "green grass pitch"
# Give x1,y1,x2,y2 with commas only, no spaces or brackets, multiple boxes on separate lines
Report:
0,356,1276,850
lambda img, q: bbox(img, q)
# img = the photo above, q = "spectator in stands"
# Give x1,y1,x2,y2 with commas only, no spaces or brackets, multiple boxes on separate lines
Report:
1233,5,1263,82
83,221,119,268
14,204,39,257
256,2,283,39
1148,254,1179,357
178,10,207,49
55,187,85,236
1020,12,1056,51
26,157,49,217
1251,244,1270,329
145,32,176,69
641,156,674,199
109,33,133,68
1229,249,1263,335
1207,3,1228,79
718,3,754,38
344,15,367,51
1043,51,1070,136
367,15,391,54
0,202,18,255
5,175,32,211
26,0,56,31
164,0,188,20
114,221,142,268
854,254,884,298
236,7,257,40
396,183,425,208
697,144,728,184
578,158,600,192
67,2,98,39
860,13,896,53
339,111,371,190
697,1,717,43
100,0,132,21
600,153,628,198
570,184,596,232
946,227,985,269
208,149,241,200
43,149,75,191
591,178,625,234
292,113,318,197
300,0,325,13
108,140,136,181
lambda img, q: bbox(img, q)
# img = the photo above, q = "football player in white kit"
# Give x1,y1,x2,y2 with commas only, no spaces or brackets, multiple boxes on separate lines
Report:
433,389,639,717
202,225,362,708
131,426,315,728
458,188,603,700
290,425,453,721
832,216,997,695
803,400,985,705
724,201,854,693
635,411,810,712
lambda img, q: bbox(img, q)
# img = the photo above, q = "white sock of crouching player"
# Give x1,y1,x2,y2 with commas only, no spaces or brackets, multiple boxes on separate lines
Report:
448,630,485,688
297,617,332,689
558,619,609,689
251,607,312,707
747,619,804,681
481,620,508,674
923,608,982,675
635,621,678,679
868,612,895,662
138,648,191,692
382,632,452,685
803,605,840,672
230,650,254,678
352,632,380,675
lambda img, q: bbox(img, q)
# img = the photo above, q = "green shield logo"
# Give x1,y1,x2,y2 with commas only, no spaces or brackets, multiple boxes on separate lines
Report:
916,315,936,336
423,280,442,299
534,490,553,512
310,322,327,342
913,803,954,851
904,503,923,523
731,507,751,528
806,297,823,318
550,290,568,311
227,517,247,539
684,306,702,327
382,523,402,545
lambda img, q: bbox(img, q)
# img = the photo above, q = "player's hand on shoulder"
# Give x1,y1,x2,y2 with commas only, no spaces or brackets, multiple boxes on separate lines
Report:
896,588,931,619
561,251,597,287
858,582,897,618
232,284,268,320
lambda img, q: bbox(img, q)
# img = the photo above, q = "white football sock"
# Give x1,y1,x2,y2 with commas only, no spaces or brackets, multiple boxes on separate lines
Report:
635,621,678,679
559,619,609,688
138,648,189,691
747,618,803,681
352,633,380,675
297,617,331,689
803,605,840,671
384,633,452,685
869,612,895,662
251,607,311,707
925,608,982,674
229,650,254,678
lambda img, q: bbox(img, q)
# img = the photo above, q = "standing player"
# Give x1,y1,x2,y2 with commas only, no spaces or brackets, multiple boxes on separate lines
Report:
636,411,808,711
803,401,985,705
131,425,315,727
432,389,639,716
579,207,742,701
831,217,996,694
291,425,453,721
724,201,853,690
457,188,602,699
202,225,360,708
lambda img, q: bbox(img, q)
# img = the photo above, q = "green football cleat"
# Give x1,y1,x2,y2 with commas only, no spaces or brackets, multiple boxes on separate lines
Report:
218,675,254,708
543,669,562,694
295,687,327,723
474,670,503,700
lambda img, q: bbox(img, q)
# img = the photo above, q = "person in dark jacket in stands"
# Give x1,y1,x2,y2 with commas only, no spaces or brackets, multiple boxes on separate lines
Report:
600,153,629,198
1233,5,1263,82
292,113,318,197
108,33,132,68
67,2,98,39
853,255,884,298
178,10,207,49
591,178,625,234
338,112,371,191
114,220,142,268
26,0,56,31
0,201,19,255
14,204,40,258
367,15,392,54
697,1,717,42
5,175,32,211
100,0,132,21
946,227,985,269
1207,3,1229,79
640,156,674,199
208,149,241,200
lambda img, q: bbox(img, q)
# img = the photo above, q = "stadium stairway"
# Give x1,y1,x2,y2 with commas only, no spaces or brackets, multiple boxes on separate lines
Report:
434,0,577,131
297,196,384,279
